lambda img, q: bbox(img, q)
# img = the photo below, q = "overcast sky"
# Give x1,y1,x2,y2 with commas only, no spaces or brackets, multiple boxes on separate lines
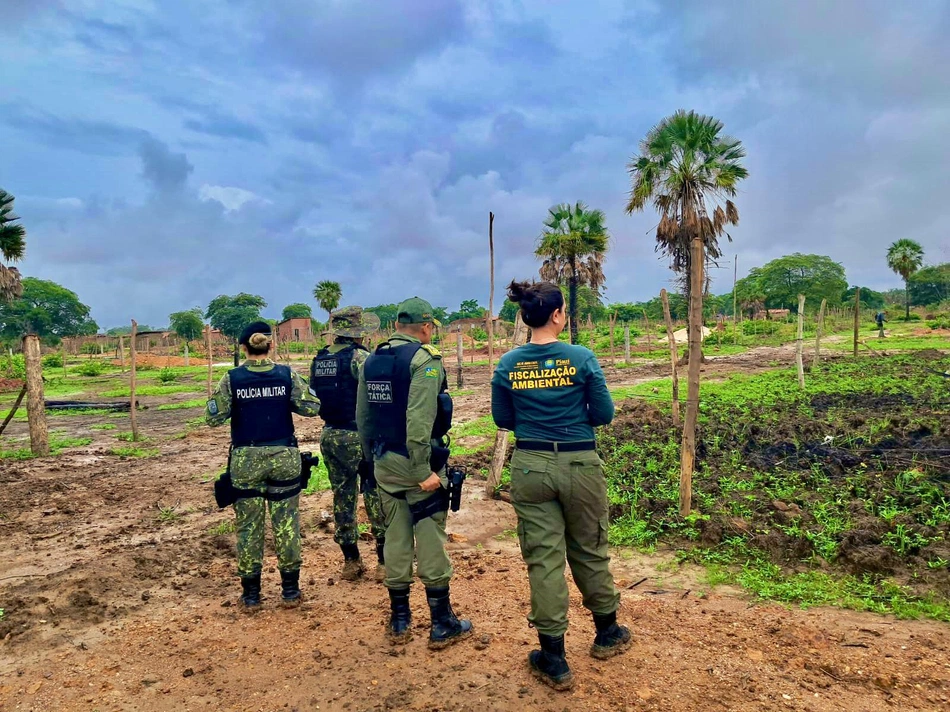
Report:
2,0,948,329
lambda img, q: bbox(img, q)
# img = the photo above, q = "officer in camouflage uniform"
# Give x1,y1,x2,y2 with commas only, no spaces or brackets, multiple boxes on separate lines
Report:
206,321,320,611
357,297,473,650
310,306,386,582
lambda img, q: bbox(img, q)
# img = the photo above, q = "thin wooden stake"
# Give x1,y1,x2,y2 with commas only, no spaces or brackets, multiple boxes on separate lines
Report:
608,311,617,366
23,334,49,456
733,254,738,344
796,294,806,389
813,298,827,369
485,309,530,497
118,334,125,371
0,384,26,436
624,323,631,364
456,326,464,389
487,211,495,370
661,289,681,426
853,288,861,357
130,320,139,442
205,325,213,400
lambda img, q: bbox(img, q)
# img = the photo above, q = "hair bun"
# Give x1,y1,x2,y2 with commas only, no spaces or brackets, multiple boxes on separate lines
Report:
248,333,271,348
506,279,528,303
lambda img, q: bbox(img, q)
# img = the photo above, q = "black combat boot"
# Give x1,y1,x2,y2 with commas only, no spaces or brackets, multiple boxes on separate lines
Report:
279,569,302,608
590,610,631,659
387,587,412,644
529,633,574,691
240,574,262,613
425,586,473,650
374,539,386,583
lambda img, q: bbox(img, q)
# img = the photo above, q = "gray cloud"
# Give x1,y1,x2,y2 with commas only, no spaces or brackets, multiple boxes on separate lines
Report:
1,104,148,156
248,0,467,83
139,138,193,193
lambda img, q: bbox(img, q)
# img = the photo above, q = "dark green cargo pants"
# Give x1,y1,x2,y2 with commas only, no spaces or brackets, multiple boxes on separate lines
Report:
375,451,452,590
510,447,620,637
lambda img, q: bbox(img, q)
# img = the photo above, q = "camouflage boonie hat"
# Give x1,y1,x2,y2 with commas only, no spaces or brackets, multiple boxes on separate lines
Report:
327,306,380,338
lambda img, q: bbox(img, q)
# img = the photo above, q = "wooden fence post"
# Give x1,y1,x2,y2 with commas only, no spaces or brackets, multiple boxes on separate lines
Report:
485,310,530,497
661,289,681,426
624,323,631,364
813,298,827,369
130,320,139,442
608,311,617,365
796,295,806,389
206,325,213,400
456,326,464,389
118,334,125,371
853,288,861,357
487,211,495,370
23,334,49,456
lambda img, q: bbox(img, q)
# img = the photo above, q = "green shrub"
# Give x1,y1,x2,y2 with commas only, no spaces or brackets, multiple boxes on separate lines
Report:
156,367,178,384
80,343,101,355
741,320,780,335
0,354,26,380
898,313,922,322
42,353,64,369
76,360,106,377
926,316,950,330
136,362,156,372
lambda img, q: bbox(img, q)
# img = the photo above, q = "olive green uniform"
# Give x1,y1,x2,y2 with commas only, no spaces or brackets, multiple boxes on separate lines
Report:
320,344,385,545
491,342,619,637
356,333,452,589
206,360,320,577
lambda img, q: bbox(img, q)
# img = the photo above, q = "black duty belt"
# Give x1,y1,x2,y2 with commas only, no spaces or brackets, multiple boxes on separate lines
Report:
516,440,596,453
325,421,358,432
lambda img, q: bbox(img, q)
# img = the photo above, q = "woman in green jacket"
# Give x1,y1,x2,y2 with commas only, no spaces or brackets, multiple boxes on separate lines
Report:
491,280,630,691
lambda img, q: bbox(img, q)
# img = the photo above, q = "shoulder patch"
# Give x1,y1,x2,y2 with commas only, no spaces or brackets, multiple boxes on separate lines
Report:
206,399,219,416
424,366,440,379
420,344,442,358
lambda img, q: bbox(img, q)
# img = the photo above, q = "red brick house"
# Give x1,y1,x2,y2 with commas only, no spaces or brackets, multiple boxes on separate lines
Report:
276,317,314,343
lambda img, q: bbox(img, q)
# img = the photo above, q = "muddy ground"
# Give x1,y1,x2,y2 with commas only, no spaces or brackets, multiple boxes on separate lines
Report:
2,347,949,711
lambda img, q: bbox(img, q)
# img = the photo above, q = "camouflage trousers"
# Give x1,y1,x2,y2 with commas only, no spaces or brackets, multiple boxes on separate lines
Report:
231,446,302,577
321,427,385,546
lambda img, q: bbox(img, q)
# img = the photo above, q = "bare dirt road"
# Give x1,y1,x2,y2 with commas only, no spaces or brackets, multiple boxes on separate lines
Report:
2,354,948,711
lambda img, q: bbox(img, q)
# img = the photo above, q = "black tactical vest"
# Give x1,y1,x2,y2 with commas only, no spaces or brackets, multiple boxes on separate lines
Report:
229,364,295,448
363,341,452,452
310,343,366,429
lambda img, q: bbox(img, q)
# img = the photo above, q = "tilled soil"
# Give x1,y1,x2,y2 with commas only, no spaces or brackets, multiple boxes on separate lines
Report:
2,354,949,711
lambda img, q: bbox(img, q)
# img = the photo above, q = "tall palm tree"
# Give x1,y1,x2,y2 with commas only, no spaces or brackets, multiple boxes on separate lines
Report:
625,110,748,516
0,189,26,303
886,239,924,320
535,201,609,344
313,280,342,323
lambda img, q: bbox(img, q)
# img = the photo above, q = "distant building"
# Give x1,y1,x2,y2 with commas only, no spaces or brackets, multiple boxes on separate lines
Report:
753,308,790,321
277,317,314,343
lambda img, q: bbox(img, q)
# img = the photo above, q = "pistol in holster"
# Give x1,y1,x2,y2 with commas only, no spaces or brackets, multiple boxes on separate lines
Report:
358,459,376,494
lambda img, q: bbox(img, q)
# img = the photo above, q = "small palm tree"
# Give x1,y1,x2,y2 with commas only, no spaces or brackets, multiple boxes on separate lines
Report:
535,201,609,344
313,280,342,323
625,110,748,516
0,189,26,303
886,239,924,320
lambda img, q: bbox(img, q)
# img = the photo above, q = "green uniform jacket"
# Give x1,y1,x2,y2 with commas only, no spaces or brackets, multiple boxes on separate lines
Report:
356,333,444,482
205,358,321,433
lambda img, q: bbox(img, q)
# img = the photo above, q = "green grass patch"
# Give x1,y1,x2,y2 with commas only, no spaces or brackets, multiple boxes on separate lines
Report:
208,520,235,535
101,384,202,398
156,398,206,411
302,457,331,494
0,435,93,460
601,352,950,621
89,423,117,431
